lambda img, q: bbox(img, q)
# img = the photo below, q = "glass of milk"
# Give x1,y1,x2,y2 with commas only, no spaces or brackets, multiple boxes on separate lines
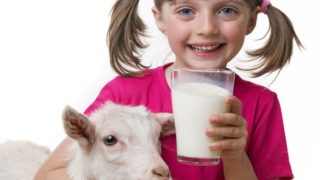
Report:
171,67,235,166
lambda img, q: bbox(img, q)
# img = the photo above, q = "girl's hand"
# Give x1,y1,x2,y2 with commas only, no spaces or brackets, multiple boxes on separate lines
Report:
206,96,248,160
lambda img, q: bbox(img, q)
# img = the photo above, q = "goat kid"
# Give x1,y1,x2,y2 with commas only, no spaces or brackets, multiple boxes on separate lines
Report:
63,102,174,180
0,102,174,180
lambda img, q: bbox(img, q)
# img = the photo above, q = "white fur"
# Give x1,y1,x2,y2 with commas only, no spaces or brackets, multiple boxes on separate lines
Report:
0,103,173,180
0,140,50,180
65,102,171,180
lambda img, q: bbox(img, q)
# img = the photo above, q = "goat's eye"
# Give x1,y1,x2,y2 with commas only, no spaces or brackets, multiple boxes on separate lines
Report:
103,135,118,146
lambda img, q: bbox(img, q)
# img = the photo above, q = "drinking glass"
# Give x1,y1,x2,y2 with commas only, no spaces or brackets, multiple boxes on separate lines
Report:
171,67,235,165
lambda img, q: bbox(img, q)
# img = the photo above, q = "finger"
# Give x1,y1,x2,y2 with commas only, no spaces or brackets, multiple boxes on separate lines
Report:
209,138,246,151
209,113,245,127
226,96,242,115
206,126,247,138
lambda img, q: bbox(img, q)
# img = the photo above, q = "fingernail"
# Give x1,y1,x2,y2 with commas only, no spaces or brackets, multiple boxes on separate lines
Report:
206,128,214,134
210,144,218,151
210,116,218,123
225,96,232,103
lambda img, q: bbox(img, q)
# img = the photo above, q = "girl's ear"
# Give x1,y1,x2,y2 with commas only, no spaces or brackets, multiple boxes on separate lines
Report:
152,7,167,34
246,8,259,35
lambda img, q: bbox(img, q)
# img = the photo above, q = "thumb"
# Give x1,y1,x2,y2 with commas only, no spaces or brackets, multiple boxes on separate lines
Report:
226,96,242,115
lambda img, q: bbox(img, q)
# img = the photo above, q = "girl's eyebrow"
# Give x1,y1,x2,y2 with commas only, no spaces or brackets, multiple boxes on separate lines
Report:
218,0,246,5
174,0,188,2
229,0,245,5
174,0,245,4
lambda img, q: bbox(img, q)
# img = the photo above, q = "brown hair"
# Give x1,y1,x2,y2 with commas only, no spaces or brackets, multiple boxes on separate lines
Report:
243,0,303,77
107,0,303,77
107,0,149,77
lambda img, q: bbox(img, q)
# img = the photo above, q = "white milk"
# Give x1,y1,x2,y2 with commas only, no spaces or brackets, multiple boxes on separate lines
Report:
172,82,230,158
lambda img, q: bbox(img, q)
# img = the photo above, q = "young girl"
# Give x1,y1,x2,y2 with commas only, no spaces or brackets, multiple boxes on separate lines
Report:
35,0,302,179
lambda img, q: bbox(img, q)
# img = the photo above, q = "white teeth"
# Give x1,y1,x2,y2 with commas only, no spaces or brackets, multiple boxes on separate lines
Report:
191,45,220,52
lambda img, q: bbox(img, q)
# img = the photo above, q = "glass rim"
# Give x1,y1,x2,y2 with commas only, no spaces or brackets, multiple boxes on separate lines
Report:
172,67,234,74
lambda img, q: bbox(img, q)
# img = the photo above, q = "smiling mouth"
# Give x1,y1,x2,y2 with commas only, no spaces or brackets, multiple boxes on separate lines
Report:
189,44,225,53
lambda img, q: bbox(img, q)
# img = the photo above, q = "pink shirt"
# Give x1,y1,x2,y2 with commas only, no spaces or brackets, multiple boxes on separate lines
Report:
85,63,293,180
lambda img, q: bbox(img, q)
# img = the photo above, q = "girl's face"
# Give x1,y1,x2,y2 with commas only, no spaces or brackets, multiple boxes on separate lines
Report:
153,0,257,69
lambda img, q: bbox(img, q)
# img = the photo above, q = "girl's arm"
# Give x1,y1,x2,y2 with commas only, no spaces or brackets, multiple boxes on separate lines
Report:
34,138,72,180
207,96,287,180
206,96,258,180
223,153,257,180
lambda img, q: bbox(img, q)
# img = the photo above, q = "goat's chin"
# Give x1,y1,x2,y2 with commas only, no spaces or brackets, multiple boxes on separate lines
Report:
139,177,172,180
127,173,171,180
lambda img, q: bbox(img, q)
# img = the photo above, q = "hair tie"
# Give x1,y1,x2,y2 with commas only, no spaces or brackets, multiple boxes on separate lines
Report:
259,0,271,14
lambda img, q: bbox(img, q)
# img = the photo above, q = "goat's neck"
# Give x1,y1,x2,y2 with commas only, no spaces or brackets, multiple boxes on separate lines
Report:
67,142,96,180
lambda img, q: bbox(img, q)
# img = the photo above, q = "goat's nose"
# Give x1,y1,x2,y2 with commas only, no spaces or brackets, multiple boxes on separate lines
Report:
152,165,169,177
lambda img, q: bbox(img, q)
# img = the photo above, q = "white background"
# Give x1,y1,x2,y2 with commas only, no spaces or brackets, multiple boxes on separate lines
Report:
0,0,319,179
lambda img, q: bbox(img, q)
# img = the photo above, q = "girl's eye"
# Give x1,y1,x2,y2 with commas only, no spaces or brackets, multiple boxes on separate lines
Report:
103,135,118,146
219,7,237,16
177,8,194,16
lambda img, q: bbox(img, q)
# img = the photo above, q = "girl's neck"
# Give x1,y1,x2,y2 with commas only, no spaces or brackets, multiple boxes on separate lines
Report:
164,63,174,89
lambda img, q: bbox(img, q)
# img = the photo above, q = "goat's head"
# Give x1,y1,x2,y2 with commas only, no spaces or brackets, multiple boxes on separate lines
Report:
62,102,174,180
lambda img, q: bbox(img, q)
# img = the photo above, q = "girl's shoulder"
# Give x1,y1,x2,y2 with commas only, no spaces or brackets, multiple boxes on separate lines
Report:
98,63,170,100
234,74,278,103
235,75,283,129
85,64,167,114
109,63,169,88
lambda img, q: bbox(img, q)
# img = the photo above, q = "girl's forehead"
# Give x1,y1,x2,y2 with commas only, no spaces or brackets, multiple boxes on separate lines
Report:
170,0,247,6
174,0,245,2
155,0,252,10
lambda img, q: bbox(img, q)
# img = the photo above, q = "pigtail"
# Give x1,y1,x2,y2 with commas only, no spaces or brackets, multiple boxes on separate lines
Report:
246,3,303,77
107,0,149,77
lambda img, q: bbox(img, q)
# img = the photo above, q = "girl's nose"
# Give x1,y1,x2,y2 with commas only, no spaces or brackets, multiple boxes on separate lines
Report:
196,14,218,36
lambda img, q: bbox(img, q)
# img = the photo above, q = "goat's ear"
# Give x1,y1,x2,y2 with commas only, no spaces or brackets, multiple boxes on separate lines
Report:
62,106,95,148
153,113,175,137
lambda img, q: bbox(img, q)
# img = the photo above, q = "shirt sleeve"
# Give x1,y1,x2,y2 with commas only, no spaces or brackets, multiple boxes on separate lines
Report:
84,78,118,115
248,92,293,180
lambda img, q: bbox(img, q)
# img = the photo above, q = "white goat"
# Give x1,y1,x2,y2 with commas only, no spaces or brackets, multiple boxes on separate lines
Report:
0,102,174,180
0,140,50,180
